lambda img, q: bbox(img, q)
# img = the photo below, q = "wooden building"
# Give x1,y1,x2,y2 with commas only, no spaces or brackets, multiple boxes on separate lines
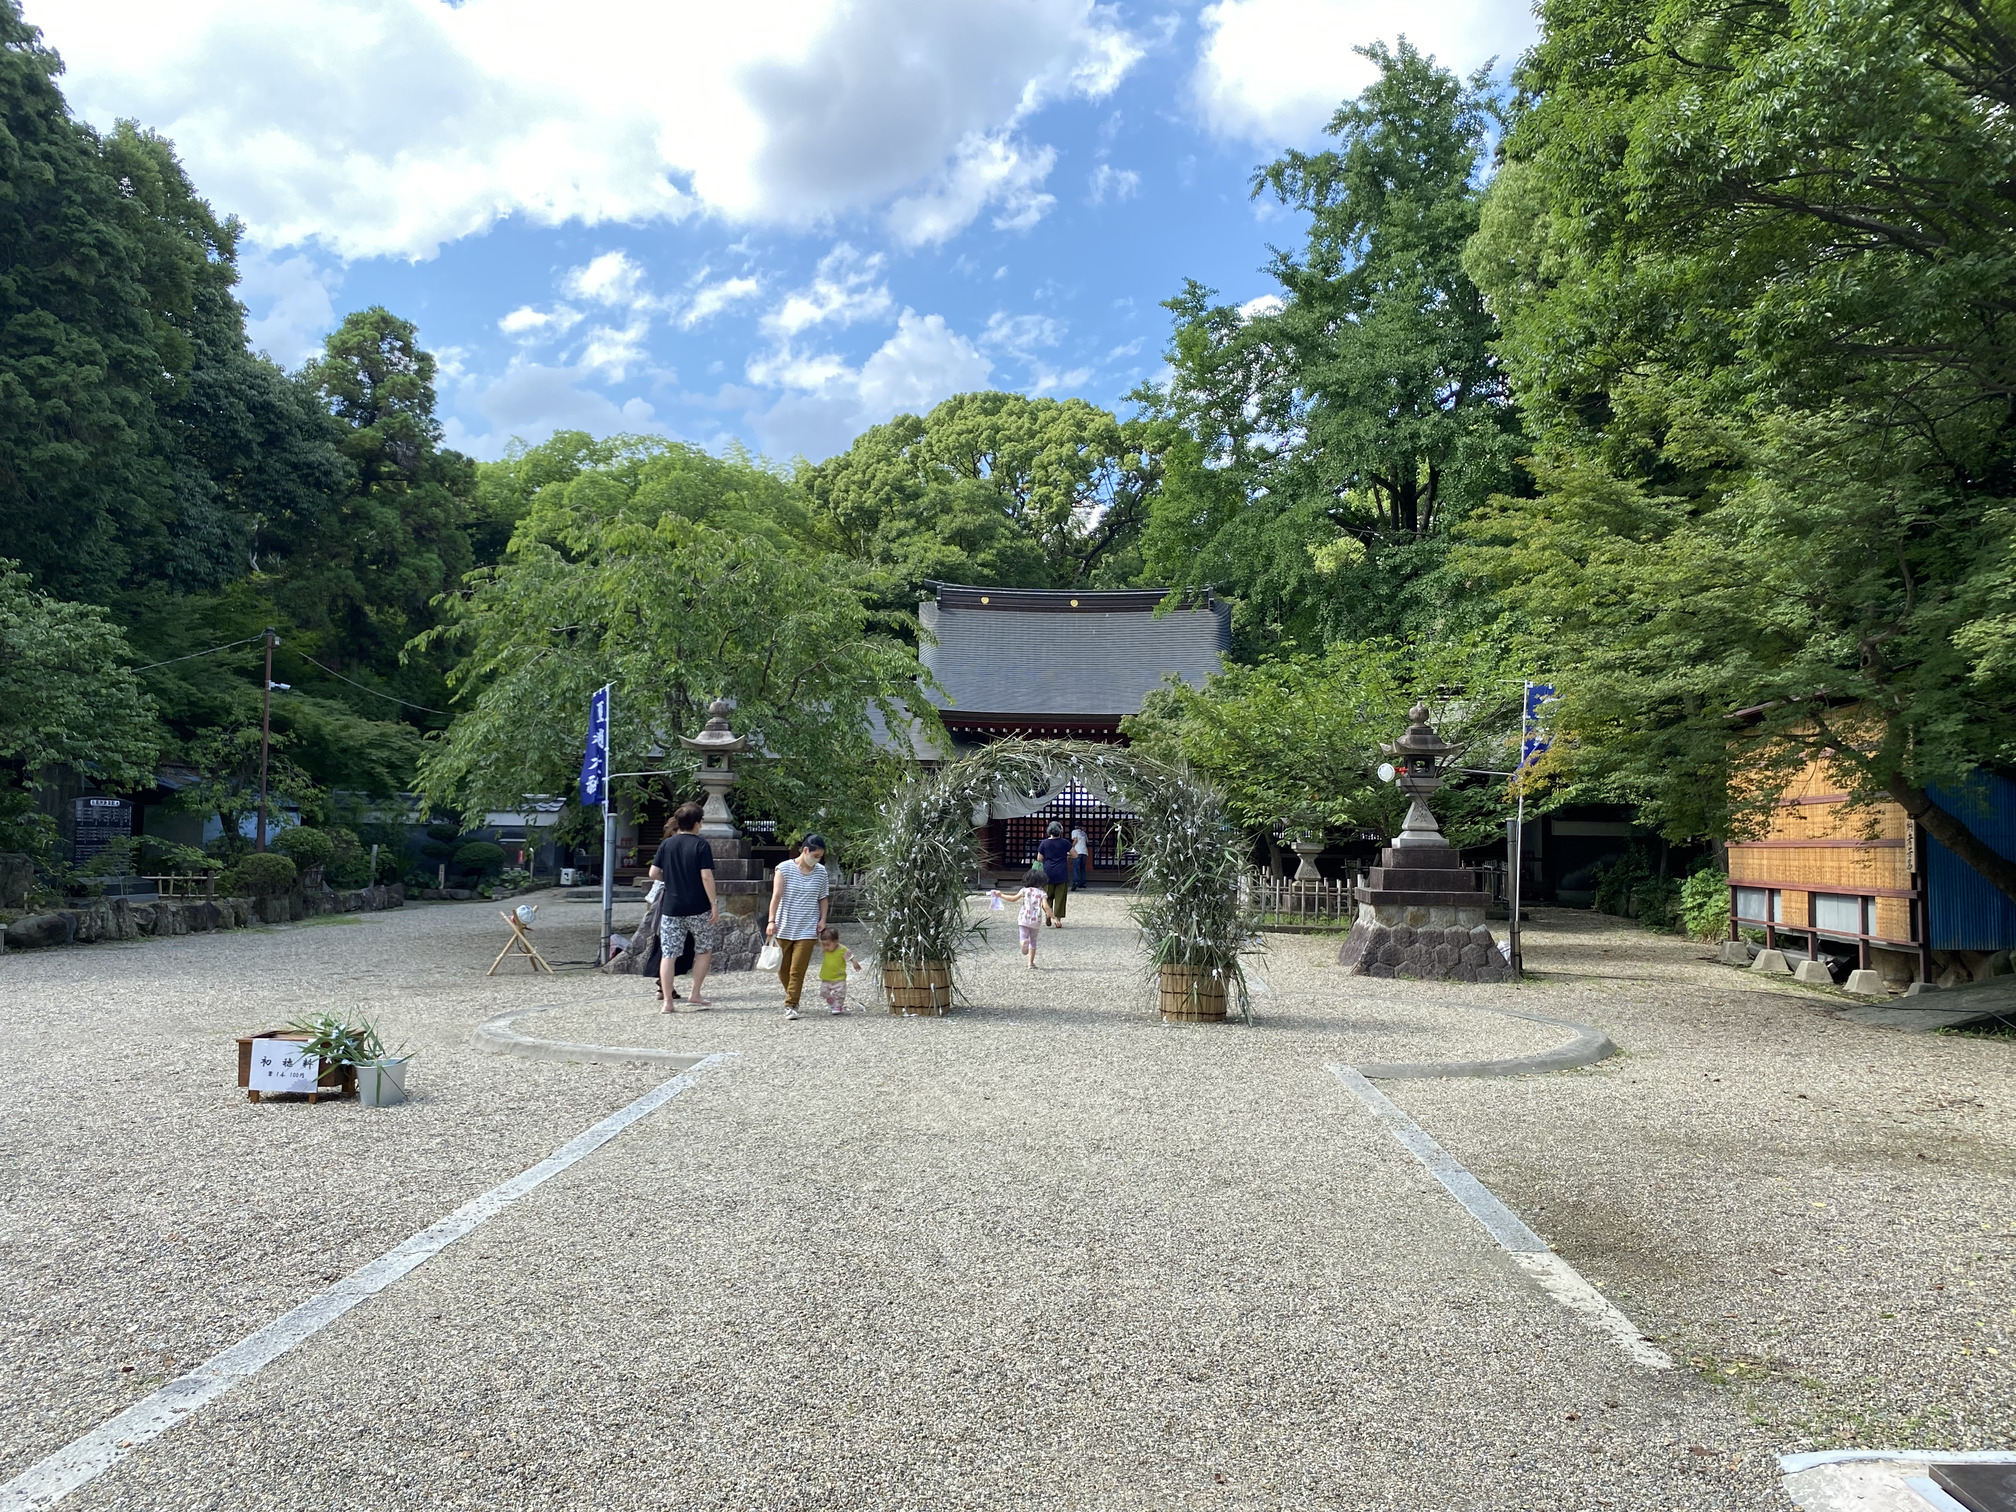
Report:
1727,758,2016,984
917,583,1230,879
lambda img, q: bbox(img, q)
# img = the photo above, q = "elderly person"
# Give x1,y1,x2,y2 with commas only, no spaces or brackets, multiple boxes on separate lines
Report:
1037,819,1072,927
767,833,831,1020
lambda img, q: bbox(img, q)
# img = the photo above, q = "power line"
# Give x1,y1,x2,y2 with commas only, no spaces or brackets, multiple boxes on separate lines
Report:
130,634,265,672
290,651,451,715
130,633,453,716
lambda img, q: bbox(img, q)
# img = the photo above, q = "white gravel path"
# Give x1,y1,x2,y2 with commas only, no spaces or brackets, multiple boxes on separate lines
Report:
8,890,1999,1507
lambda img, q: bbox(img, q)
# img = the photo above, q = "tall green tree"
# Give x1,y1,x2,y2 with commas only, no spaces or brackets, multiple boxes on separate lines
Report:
1463,0,2016,903
415,471,940,858
1137,42,1524,650
805,390,1158,598
0,6,238,602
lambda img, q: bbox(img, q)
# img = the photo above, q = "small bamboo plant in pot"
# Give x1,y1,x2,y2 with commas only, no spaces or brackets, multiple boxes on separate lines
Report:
287,1014,414,1107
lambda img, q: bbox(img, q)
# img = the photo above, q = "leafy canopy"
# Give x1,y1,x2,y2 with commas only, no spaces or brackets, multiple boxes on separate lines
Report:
1136,42,1524,650
1462,0,2016,902
415,463,940,858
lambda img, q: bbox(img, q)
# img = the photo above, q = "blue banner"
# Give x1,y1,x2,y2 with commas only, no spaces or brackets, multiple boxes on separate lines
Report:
1520,682,1556,769
578,685,610,807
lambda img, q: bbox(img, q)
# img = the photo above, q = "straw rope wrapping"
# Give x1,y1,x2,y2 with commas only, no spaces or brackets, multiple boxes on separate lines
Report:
861,739,1257,1019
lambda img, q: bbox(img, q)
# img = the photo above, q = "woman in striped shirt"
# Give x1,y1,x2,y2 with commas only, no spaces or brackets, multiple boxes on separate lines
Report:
766,834,831,1020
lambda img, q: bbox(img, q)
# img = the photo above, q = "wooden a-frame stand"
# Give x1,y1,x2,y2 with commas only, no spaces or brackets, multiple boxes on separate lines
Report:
489,911,554,975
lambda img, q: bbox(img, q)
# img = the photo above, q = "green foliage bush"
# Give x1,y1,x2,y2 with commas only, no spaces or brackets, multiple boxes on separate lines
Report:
453,841,505,877
323,828,371,889
273,827,335,872
1681,870,1731,942
227,852,298,897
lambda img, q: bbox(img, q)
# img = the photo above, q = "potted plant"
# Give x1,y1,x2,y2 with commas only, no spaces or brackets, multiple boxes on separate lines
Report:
862,771,973,1014
1125,766,1255,1023
861,740,1253,1022
287,1014,414,1107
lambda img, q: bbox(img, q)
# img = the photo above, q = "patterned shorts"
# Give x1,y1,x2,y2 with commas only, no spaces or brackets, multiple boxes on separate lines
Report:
659,911,717,958
819,980,847,1012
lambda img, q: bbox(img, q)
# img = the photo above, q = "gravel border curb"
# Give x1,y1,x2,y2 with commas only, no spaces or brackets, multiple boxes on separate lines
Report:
1359,1007,1617,1080
473,1004,709,1071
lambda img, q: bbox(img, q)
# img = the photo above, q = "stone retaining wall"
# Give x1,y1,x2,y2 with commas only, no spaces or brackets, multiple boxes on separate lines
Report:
1,883,404,952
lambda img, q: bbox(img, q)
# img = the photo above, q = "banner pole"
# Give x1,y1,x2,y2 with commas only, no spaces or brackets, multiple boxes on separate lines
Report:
1508,680,1528,978
600,685,615,966
1509,790,1525,978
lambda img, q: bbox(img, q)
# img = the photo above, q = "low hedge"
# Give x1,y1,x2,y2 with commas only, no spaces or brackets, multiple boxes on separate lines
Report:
225,852,298,897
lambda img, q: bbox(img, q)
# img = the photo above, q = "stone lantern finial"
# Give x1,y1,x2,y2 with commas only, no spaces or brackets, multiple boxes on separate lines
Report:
678,698,748,837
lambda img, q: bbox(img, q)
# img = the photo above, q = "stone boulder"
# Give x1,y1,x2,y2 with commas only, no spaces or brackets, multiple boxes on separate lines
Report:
5,912,75,950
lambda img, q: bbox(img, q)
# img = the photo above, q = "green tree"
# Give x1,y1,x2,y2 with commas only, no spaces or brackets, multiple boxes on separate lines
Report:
0,6,236,602
805,391,1158,597
1122,637,1518,859
1137,42,1523,650
0,560,160,862
415,494,940,859
0,560,158,781
1464,0,2016,903
277,307,476,677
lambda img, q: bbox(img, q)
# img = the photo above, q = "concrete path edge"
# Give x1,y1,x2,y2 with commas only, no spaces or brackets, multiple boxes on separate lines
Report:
474,1004,708,1071
1359,1007,1617,1081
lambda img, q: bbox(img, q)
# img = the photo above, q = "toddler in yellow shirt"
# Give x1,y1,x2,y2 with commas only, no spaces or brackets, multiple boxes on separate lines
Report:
816,924,854,1015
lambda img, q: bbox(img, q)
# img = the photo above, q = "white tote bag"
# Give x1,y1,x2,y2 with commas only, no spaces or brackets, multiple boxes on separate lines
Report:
756,941,783,971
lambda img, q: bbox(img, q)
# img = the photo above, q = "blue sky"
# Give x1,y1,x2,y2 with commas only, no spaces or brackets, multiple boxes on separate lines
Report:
28,0,1537,464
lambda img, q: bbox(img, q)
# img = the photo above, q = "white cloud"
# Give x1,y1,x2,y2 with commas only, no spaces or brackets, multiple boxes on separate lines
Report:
1238,293,1286,320
679,276,763,328
858,312,993,414
236,247,340,366
499,304,584,338
1028,363,1093,394
1088,163,1140,204
445,360,665,459
577,319,653,382
562,251,655,309
746,308,991,458
980,311,1064,362
885,133,1058,248
28,0,1144,260
1192,0,1539,144
761,245,893,337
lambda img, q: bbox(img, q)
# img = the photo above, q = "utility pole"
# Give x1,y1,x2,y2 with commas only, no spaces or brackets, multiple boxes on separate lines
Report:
257,628,277,853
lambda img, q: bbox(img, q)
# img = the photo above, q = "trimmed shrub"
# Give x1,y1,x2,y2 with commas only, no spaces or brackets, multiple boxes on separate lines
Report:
1680,869,1731,941
273,828,335,871
454,840,506,878
228,852,298,897
323,827,372,889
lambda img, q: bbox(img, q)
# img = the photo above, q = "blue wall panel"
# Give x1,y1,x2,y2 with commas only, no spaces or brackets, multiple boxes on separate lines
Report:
1926,773,2016,952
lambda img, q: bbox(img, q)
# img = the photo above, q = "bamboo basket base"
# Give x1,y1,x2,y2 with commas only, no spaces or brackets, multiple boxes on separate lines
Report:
884,963,954,1016
1159,966,1228,1022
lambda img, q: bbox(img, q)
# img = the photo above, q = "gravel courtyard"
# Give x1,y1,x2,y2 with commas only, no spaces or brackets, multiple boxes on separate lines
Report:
2,891,2011,1509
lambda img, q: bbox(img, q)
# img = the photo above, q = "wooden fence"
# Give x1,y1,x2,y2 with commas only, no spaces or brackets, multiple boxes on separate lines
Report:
1245,871,1355,926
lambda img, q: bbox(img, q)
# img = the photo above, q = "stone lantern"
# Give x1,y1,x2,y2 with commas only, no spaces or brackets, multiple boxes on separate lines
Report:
1336,703,1514,982
678,698,747,839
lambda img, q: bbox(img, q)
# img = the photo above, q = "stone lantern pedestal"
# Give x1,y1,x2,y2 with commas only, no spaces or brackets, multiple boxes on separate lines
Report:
673,700,763,965
1336,704,1514,982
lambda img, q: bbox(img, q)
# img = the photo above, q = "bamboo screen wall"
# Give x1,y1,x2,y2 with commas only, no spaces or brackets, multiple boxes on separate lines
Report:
1726,760,1917,945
